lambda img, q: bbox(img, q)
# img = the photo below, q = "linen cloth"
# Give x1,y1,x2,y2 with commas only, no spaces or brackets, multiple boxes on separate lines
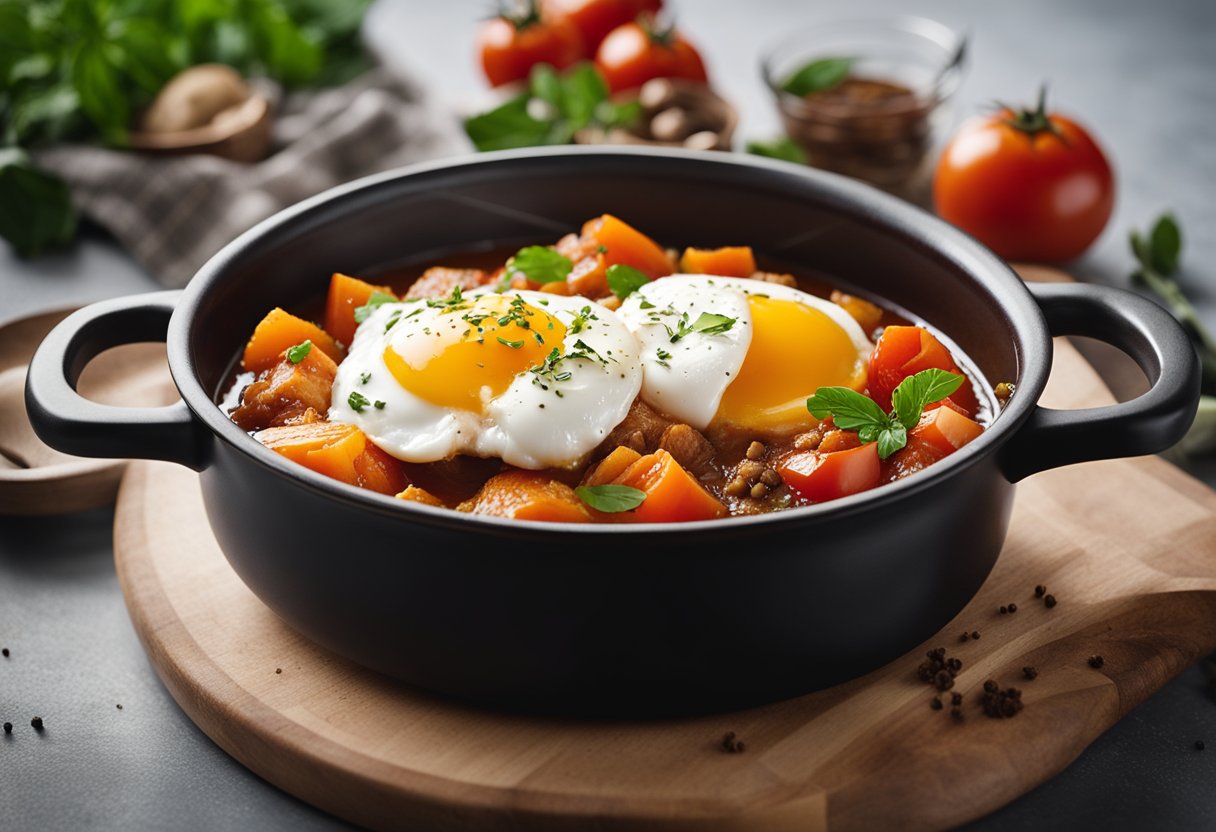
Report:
34,68,468,288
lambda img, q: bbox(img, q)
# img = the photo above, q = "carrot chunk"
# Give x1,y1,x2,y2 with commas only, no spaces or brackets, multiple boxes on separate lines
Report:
610,449,727,523
243,308,343,374
584,214,674,279
326,273,393,347
584,445,643,486
830,290,883,332
679,246,756,277
255,422,408,495
396,485,446,508
465,470,592,523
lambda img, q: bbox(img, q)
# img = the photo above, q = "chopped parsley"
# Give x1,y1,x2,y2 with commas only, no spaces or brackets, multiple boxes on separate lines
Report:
374,400,386,409
666,311,738,343
504,245,572,285
359,371,371,384
348,391,371,413
285,340,312,364
655,347,672,368
497,336,524,349
353,290,397,324
606,263,650,300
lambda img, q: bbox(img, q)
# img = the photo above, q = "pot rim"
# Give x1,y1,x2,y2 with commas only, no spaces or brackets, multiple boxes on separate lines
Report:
170,146,1050,537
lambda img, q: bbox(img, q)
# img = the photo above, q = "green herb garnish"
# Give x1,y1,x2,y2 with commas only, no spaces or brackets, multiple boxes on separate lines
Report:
781,57,854,97
606,263,650,300
575,484,647,513
348,391,371,412
505,246,572,285
354,290,397,324
666,311,738,343
285,340,312,364
806,368,965,459
746,136,807,165
497,336,524,349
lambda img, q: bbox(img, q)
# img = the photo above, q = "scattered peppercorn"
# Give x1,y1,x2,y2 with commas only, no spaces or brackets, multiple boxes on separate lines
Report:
999,606,1008,615
951,706,964,721
720,731,745,753
917,647,963,691
983,679,1000,694
980,683,1024,719
959,632,970,642
951,692,963,706
971,630,981,640
31,716,43,731
1196,740,1206,751
931,697,943,710
3,722,10,734
275,668,282,675
1035,585,1046,598
116,704,123,710
1,648,8,657
1007,603,1017,614
1044,594,1057,609
1022,666,1039,681
1088,655,1105,669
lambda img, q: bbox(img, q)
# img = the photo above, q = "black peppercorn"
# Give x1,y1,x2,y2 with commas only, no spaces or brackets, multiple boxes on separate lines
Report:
1197,740,1206,751
951,692,963,706
1022,666,1039,681
931,697,943,710
1044,594,1057,609
1,647,8,657
1008,603,1017,614
31,716,43,731
999,606,1008,615
971,630,981,640
1088,655,1105,669
1035,585,1046,598
3,722,10,734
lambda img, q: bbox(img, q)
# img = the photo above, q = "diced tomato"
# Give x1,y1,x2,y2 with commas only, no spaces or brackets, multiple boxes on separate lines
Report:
867,325,979,415
777,443,881,504
882,435,946,483
911,406,984,456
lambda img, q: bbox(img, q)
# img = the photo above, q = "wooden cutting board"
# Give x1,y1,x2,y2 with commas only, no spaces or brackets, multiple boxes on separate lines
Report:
112,302,1216,832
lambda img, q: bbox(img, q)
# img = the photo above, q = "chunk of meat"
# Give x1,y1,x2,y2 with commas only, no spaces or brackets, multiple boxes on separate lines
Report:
405,267,491,300
749,271,797,288
600,400,677,456
230,347,338,431
658,423,716,480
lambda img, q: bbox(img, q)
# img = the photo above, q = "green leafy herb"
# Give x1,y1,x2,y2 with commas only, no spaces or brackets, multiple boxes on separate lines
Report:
505,245,572,285
781,57,855,97
0,148,76,257
746,136,807,164
464,61,640,152
348,391,371,412
285,339,313,364
806,368,965,459
374,399,385,409
353,290,397,324
575,484,647,513
497,335,524,349
606,263,649,300
665,310,738,343
358,371,371,384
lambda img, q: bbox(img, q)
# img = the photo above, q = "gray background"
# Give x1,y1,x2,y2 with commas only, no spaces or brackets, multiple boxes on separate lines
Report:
2,0,1214,829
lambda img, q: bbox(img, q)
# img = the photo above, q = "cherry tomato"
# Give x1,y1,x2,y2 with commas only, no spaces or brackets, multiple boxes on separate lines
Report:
544,0,662,52
934,88,1115,262
594,19,707,93
478,2,586,88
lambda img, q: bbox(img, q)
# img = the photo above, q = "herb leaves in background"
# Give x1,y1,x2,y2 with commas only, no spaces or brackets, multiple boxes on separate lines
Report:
781,57,854,97
746,136,807,164
465,62,641,152
0,0,373,257
806,368,965,459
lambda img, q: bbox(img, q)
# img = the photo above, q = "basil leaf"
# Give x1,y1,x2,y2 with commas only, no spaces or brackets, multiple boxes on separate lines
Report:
746,136,807,164
575,484,647,513
806,386,889,431
286,339,312,364
465,95,553,152
689,312,736,336
606,264,649,300
781,57,854,97
875,424,907,460
0,149,76,258
557,62,608,130
353,290,397,324
890,369,966,429
72,43,129,143
506,245,572,284
348,391,370,412
1149,212,1182,275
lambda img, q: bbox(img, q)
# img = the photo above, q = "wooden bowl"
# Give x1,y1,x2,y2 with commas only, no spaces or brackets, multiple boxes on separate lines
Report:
127,94,273,163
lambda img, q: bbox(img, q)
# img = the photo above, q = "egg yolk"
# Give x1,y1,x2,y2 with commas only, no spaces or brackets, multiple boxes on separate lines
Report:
714,296,867,433
383,295,567,413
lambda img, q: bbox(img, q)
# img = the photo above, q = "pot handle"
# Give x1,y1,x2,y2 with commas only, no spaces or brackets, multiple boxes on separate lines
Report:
999,281,1200,482
25,291,211,471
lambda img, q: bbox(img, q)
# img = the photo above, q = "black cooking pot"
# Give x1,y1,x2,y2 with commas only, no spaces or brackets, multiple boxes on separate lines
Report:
25,148,1199,716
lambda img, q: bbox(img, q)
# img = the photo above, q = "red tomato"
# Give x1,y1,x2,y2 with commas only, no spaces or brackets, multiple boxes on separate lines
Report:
909,406,983,456
478,3,586,87
594,20,707,93
867,326,979,416
777,443,881,504
544,0,662,52
934,89,1115,262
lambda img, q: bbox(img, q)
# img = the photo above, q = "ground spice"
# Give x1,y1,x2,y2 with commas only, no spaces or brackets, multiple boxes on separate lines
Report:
1044,594,1057,609
980,682,1024,718
720,731,745,753
1088,655,1105,669
31,716,43,731
1022,666,1039,681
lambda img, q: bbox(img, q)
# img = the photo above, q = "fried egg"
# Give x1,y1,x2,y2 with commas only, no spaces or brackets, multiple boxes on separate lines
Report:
617,275,872,434
330,290,642,469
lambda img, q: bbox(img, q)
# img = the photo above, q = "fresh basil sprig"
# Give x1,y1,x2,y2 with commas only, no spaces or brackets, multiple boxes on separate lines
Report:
575,484,647,513
781,57,854,97
505,245,572,285
606,263,649,300
806,368,965,459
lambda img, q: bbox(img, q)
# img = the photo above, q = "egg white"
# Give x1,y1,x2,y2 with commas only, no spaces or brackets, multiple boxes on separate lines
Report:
328,291,643,470
616,275,873,429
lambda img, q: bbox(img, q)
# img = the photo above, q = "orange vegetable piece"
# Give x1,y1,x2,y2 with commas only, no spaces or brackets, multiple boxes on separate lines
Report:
255,422,407,495
243,308,343,374
326,273,393,347
585,445,643,487
396,485,446,508
584,214,674,279
567,254,609,297
466,470,592,523
679,246,756,277
883,435,946,483
910,406,984,456
610,449,727,523
778,443,881,504
867,325,978,415
830,290,883,333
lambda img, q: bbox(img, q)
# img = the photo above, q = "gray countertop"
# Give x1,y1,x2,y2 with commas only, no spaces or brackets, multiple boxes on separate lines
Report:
3,1,1215,829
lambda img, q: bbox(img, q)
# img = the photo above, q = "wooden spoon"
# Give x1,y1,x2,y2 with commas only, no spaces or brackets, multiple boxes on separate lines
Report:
0,307,176,515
